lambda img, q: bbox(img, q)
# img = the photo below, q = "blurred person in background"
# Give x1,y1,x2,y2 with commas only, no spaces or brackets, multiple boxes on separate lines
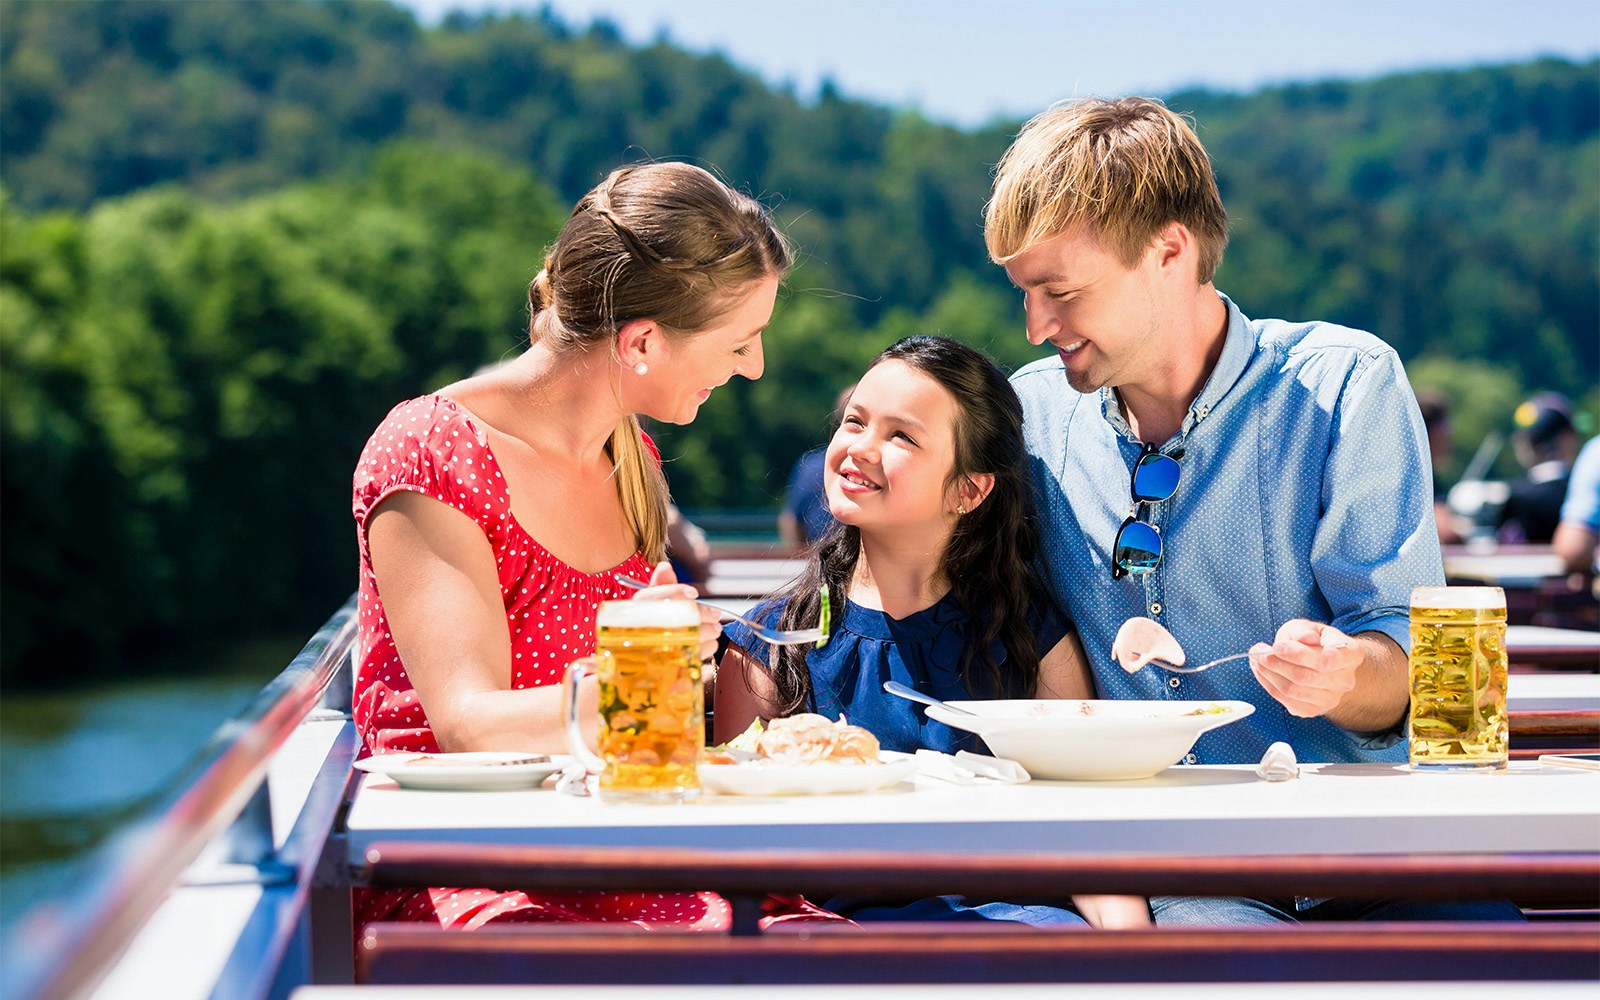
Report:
1497,392,1579,544
666,502,714,584
778,383,856,549
1416,389,1464,545
1553,435,1600,575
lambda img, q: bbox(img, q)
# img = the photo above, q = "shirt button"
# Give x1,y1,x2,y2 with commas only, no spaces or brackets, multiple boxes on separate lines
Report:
1150,602,1163,614
1167,676,1182,689
1184,753,1198,764
1198,405,1210,418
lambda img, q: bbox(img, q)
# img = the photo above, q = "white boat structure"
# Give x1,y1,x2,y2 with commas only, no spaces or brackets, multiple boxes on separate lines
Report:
5,599,362,1000
4,548,1598,999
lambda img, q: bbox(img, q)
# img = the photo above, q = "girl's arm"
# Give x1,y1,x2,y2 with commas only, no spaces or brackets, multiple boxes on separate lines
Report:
712,645,779,743
1072,894,1152,929
1036,631,1097,699
1039,637,1147,927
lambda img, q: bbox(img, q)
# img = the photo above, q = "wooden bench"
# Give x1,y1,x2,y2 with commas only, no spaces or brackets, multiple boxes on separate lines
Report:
358,921,1600,984
362,842,1599,910
1509,708,1600,758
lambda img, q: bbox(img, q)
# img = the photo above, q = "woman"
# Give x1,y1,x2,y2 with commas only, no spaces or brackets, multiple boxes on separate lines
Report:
351,162,788,931
717,336,1149,929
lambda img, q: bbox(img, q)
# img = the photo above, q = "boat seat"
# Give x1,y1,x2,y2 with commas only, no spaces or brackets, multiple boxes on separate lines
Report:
1508,708,1600,758
359,842,1600,933
357,920,1600,984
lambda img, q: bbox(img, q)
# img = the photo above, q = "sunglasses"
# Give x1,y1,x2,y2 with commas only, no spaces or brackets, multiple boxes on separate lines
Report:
1111,442,1182,580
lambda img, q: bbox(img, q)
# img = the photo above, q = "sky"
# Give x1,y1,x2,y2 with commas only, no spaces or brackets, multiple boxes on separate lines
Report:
399,0,1600,127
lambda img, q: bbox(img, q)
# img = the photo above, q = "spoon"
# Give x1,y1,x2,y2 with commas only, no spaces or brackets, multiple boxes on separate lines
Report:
883,680,976,716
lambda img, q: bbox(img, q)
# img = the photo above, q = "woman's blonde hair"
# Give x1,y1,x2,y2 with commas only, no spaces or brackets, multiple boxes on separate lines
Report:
527,162,790,562
984,97,1229,282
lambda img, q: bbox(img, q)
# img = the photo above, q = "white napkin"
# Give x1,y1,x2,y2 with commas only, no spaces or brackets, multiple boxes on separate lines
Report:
1256,741,1299,781
915,749,1031,784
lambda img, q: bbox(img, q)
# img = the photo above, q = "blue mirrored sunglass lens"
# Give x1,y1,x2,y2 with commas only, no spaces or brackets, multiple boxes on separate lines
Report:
1131,453,1180,503
1114,520,1162,574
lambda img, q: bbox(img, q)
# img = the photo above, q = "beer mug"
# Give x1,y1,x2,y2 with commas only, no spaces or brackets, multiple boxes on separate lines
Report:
1408,585,1508,771
563,599,704,802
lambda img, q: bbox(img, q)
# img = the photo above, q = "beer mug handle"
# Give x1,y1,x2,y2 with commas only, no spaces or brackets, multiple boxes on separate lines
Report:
562,655,606,775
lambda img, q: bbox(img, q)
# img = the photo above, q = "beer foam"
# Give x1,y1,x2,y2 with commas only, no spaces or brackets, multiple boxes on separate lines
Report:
1410,586,1505,609
596,598,700,628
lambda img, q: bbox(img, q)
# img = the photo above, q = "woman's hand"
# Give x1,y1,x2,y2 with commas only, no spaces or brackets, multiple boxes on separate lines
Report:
631,560,721,663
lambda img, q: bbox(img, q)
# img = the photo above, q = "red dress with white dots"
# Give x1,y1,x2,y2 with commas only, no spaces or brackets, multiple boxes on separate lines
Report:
349,394,733,931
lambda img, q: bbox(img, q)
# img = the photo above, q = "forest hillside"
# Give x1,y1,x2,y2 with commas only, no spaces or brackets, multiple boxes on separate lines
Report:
2,0,1595,683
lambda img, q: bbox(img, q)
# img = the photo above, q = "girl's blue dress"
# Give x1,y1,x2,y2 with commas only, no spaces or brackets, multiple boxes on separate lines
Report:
725,591,1090,926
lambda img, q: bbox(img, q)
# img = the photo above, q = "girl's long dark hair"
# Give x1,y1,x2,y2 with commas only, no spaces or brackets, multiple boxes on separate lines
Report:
766,336,1045,715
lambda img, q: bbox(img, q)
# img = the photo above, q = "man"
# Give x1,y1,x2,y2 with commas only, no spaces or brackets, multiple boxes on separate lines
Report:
1497,393,1579,544
1553,435,1599,574
1415,388,1464,545
986,98,1516,925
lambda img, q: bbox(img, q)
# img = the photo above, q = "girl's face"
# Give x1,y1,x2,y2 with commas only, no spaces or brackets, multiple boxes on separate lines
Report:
642,275,777,425
825,359,963,535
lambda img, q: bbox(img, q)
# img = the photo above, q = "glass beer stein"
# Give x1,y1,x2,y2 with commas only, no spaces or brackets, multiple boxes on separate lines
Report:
1408,586,1508,771
563,599,704,802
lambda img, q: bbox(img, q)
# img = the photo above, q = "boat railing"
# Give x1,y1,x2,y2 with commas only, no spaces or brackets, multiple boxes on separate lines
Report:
4,597,361,1000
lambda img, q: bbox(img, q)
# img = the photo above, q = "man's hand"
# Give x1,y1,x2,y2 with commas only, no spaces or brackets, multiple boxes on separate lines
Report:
1248,619,1362,718
1248,620,1408,731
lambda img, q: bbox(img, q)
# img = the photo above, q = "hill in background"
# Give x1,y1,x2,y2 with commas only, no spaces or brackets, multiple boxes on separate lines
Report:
2,0,1596,682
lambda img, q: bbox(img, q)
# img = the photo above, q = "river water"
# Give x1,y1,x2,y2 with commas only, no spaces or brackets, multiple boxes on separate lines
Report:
0,636,300,933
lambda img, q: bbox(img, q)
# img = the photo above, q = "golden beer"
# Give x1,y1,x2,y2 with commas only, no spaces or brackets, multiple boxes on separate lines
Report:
1408,586,1508,770
593,600,703,801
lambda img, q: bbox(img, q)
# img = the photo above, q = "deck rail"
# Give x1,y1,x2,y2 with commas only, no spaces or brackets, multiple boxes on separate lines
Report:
4,597,359,1000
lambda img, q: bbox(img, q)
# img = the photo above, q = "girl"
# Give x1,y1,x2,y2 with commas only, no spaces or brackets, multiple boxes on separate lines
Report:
716,335,1150,929
352,162,793,931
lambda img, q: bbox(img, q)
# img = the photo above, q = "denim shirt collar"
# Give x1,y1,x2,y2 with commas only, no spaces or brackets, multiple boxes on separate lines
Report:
1099,291,1256,449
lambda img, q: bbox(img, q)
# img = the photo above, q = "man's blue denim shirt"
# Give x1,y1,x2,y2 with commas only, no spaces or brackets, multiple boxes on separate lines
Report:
1012,293,1443,764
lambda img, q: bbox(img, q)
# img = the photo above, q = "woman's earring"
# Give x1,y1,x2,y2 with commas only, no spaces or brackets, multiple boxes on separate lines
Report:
634,362,648,375
956,504,967,516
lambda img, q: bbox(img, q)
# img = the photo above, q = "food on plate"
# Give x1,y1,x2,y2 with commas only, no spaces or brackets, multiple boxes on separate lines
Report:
1110,616,1186,673
404,753,550,767
702,714,880,766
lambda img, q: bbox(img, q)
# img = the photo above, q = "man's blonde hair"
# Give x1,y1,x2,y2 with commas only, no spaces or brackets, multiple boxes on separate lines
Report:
984,97,1229,282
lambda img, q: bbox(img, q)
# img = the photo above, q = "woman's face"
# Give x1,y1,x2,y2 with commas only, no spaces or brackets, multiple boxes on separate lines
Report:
825,359,963,536
643,275,778,425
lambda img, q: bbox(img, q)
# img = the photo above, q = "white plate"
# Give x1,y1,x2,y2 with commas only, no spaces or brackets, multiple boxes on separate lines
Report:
352,752,569,791
699,753,920,796
925,699,1256,781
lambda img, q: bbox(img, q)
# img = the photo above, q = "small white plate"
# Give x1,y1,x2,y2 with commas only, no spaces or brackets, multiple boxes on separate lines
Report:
699,753,920,796
353,752,569,791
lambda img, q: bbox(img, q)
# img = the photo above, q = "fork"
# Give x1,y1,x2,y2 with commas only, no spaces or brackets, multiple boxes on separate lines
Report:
614,575,825,646
1140,638,1349,674
1137,652,1252,674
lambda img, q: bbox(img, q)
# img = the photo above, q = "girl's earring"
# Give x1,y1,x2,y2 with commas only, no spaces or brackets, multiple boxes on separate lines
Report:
956,504,967,516
634,362,648,375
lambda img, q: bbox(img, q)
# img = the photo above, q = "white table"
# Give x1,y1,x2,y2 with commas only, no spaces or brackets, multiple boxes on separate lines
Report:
346,761,1600,864
1508,672,1600,711
1445,552,1569,587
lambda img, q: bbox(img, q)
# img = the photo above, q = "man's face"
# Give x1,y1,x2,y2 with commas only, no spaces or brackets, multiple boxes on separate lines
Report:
1003,225,1165,395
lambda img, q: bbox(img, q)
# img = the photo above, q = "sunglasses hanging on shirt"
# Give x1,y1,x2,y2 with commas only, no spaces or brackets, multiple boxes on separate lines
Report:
1111,442,1182,580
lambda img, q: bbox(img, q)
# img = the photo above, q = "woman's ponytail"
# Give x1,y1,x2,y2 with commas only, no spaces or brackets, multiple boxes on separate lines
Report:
606,415,668,564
